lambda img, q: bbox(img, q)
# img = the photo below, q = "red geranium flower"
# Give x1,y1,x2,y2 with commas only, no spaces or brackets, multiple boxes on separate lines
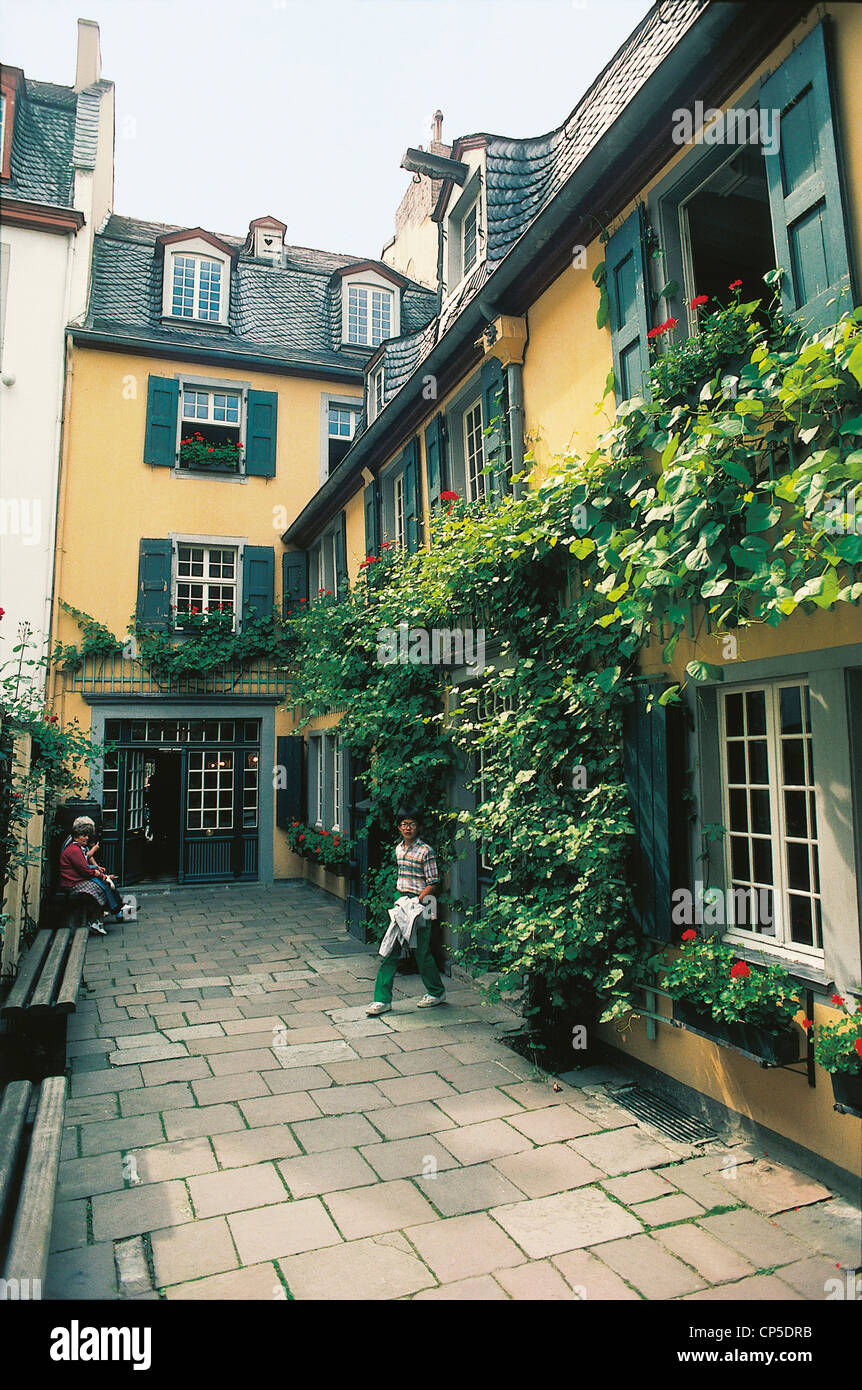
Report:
0,607,5,618
729,961,750,980
729,279,743,290
681,929,697,942
322,831,329,837
855,1039,862,1059
207,447,214,453
380,541,393,549
325,590,332,595
333,836,340,846
298,834,305,843
800,1016,813,1031
440,490,459,502
831,994,845,1007
690,294,709,309
647,318,678,340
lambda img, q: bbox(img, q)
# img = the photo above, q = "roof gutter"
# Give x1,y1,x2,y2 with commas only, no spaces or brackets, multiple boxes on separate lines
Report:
66,326,366,385
284,0,812,546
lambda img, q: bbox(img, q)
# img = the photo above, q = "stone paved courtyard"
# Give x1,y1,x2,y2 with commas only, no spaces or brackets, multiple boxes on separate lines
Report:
45,882,861,1301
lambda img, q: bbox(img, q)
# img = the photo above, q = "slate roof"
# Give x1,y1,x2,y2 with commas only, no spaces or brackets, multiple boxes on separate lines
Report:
358,0,707,431
4,78,79,208
84,214,439,370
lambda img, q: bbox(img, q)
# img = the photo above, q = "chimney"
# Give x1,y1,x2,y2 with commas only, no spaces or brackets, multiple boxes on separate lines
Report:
74,19,101,91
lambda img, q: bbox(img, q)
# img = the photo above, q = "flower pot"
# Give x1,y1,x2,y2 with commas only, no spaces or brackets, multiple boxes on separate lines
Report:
830,1071,862,1117
672,999,798,1065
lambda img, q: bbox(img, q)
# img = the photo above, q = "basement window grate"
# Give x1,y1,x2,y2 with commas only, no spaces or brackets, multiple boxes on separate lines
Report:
608,1084,718,1145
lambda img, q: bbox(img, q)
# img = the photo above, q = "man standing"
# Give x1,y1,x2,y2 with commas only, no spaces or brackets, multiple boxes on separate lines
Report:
366,809,446,1016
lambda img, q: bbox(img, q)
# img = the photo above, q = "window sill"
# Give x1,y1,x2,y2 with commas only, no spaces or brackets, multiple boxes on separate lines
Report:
161,316,231,333
174,465,247,483
721,936,833,991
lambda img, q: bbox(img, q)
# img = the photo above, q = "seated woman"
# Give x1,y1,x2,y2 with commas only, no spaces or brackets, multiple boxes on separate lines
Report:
58,817,123,935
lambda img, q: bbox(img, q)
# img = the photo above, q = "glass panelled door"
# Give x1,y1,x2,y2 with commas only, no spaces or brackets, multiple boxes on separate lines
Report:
122,749,149,884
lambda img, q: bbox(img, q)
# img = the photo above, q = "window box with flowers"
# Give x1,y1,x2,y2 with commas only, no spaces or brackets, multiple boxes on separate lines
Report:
646,279,774,406
179,433,244,472
810,998,862,1117
662,932,802,1067
284,819,353,872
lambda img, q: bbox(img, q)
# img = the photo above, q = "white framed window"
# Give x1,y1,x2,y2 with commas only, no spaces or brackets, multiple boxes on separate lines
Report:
393,472,407,550
328,403,358,440
463,398,486,502
462,199,480,277
243,750,259,828
368,365,385,422
174,543,238,624
720,681,823,959
325,399,361,476
171,254,223,321
347,284,393,347
187,750,234,830
314,737,324,827
177,378,246,474
332,736,343,833
161,238,231,324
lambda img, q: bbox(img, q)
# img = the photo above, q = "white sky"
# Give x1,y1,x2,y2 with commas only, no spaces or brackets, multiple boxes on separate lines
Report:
3,0,654,258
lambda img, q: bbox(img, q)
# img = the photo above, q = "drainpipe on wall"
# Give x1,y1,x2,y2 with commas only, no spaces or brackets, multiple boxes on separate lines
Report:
506,360,525,501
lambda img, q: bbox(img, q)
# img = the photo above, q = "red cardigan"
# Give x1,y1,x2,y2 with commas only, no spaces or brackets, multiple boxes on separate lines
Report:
59,841,97,890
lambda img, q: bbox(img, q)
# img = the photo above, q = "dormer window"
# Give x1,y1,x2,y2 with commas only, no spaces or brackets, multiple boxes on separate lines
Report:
335,263,404,350
171,255,223,321
348,285,392,347
462,199,479,277
157,229,235,326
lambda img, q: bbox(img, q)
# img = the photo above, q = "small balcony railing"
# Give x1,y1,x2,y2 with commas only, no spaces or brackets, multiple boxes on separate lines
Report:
64,654,293,699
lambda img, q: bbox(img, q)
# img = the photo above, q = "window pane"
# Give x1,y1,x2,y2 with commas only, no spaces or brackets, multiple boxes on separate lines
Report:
725,692,744,738
749,788,771,835
729,787,747,829
745,689,766,736
747,740,768,785
726,741,746,784
779,684,803,734
782,738,805,787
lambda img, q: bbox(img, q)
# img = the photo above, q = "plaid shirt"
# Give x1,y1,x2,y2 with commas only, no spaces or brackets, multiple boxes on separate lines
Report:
395,837,439,895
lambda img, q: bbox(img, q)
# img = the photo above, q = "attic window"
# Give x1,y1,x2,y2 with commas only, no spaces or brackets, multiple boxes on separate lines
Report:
348,285,393,347
172,255,223,321
462,200,479,276
368,365,385,422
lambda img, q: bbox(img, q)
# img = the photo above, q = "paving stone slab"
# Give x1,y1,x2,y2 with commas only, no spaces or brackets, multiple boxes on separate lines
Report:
376,1073,459,1105
654,1159,741,1211
386,1047,460,1077
654,1222,756,1283
278,1040,360,1068
207,1047,281,1076
45,1242,119,1301
120,1083,196,1116
187,1162,288,1218
551,1248,640,1300
413,1275,509,1300
140,1057,214,1086
320,1057,400,1085
308,1082,392,1115
631,1193,705,1226
365,1101,455,1141
57,1152,125,1201
433,1087,524,1127
165,1262,281,1301
71,1065,144,1097
162,1105,246,1141
772,1199,862,1269
114,1236,153,1297
151,1215,240,1287
211,1125,302,1167
436,1119,532,1165
49,1198,89,1253
602,1171,677,1205
415,1162,526,1217
698,1209,814,1268
491,1187,641,1259
92,1180,195,1241
238,1091,323,1128
290,1112,385,1154
278,1147,380,1198
499,1081,570,1110
190,1073,272,1105
228,1197,342,1263
79,1112,166,1158
132,1136,219,1184
506,1103,600,1144
324,1179,439,1239
493,1144,606,1200
494,1260,582,1300
568,1126,677,1176
359,1136,461,1183
279,1235,435,1301
699,1157,834,1216
592,1234,705,1299
764,1255,851,1300
404,1212,525,1282
681,1274,803,1301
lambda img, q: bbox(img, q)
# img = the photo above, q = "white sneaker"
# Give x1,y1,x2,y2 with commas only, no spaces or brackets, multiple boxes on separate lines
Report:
89,922,107,936
416,993,445,1008
366,1001,391,1016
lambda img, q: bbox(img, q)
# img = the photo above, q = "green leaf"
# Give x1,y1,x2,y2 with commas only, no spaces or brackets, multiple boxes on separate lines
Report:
596,287,610,331
685,660,723,682
844,339,862,386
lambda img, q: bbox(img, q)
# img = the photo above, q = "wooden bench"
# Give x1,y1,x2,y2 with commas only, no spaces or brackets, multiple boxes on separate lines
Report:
0,1076,68,1296
0,929,89,1084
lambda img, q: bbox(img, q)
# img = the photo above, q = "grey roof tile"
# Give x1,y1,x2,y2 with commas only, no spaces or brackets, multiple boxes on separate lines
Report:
5,79,77,207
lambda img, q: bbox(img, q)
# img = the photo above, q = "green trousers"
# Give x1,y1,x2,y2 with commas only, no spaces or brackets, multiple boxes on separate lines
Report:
373,919,445,1004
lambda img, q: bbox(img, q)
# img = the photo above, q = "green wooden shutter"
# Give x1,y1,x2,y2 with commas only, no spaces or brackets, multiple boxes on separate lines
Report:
143,377,179,466
241,545,275,627
606,207,651,404
246,390,278,476
760,20,853,333
481,358,508,501
282,550,307,616
334,512,348,597
276,735,304,827
424,414,447,511
403,438,422,554
364,478,380,556
137,539,172,630
622,683,688,941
